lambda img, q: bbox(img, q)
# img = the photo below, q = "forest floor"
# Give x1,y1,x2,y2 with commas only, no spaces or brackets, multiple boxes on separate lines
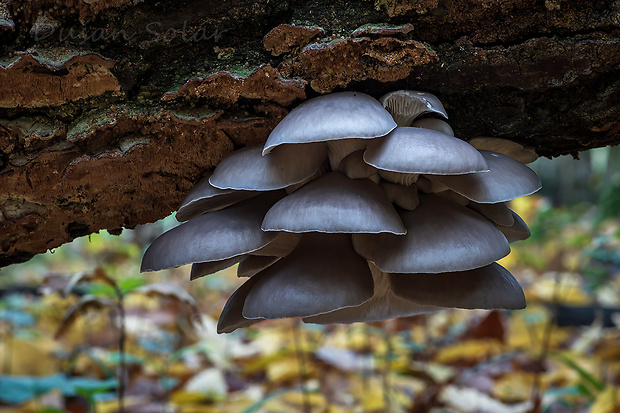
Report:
0,195,619,413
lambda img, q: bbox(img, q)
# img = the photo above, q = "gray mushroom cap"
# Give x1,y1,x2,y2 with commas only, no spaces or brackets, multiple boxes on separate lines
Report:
303,262,439,324
210,143,327,191
237,255,281,278
425,150,542,203
262,172,406,234
190,257,241,281
390,263,526,310
141,192,284,272
497,210,531,243
412,118,454,136
364,127,489,175
468,201,515,227
217,274,264,334
379,90,448,126
176,173,257,222
468,137,538,164
380,181,420,211
353,195,510,273
242,233,374,319
263,92,397,154
339,150,379,180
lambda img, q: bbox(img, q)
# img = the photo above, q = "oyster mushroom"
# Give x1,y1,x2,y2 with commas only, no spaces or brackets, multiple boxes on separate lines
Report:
142,89,541,334
242,233,374,320
209,143,327,191
141,192,284,272
468,137,538,164
389,263,526,310
364,127,489,176
304,262,439,324
263,92,397,169
353,195,510,273
237,255,281,277
379,90,448,126
412,118,455,136
262,172,406,235
424,150,542,203
176,173,257,222
497,210,531,243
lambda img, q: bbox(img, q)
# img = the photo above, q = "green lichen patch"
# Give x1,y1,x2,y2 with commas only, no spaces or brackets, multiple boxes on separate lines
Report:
17,48,111,71
351,23,415,37
67,108,121,142
0,56,19,68
168,107,222,123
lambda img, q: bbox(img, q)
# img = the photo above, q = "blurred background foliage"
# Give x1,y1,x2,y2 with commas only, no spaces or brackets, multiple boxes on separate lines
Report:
0,147,619,413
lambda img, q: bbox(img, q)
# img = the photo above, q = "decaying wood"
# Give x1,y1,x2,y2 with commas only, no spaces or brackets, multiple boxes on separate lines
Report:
0,0,618,266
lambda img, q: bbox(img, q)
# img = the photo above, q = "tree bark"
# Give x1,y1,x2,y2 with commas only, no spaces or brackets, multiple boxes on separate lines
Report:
0,0,618,266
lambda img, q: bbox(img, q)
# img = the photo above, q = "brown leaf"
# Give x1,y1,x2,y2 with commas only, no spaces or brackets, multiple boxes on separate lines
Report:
63,267,117,297
54,295,115,339
135,282,200,315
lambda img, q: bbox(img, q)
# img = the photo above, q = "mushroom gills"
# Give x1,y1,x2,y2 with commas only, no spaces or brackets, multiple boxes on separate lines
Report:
379,90,448,126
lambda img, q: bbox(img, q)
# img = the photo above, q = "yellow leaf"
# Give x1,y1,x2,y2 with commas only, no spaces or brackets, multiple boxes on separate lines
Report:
0,337,59,376
171,390,212,404
95,396,146,413
507,305,570,350
260,391,327,413
434,339,504,365
526,273,590,306
266,356,315,383
590,387,620,413
492,371,536,402
408,361,456,383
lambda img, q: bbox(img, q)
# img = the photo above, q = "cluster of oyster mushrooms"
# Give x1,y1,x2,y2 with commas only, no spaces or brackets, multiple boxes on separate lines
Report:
141,90,542,334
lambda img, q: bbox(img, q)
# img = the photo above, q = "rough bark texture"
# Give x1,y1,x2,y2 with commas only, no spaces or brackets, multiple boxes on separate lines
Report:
0,0,619,267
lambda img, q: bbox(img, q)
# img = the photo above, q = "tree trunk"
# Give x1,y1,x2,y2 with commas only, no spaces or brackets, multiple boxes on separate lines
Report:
0,0,618,266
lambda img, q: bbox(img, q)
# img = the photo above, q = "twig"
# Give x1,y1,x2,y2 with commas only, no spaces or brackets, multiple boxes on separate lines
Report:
530,271,563,411
382,332,393,412
113,284,126,413
292,320,311,413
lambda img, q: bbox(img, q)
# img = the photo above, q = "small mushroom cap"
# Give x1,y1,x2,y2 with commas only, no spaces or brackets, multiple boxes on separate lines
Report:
176,173,257,222
237,255,281,277
262,172,406,234
327,139,369,170
379,90,448,126
210,143,327,191
141,192,284,272
364,127,489,175
468,201,515,227
497,210,531,243
425,150,542,203
303,262,439,324
217,274,264,334
468,137,538,164
412,118,454,136
242,234,374,319
353,195,510,273
339,150,379,180
263,92,397,154
380,181,420,211
390,263,526,310
190,257,241,280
